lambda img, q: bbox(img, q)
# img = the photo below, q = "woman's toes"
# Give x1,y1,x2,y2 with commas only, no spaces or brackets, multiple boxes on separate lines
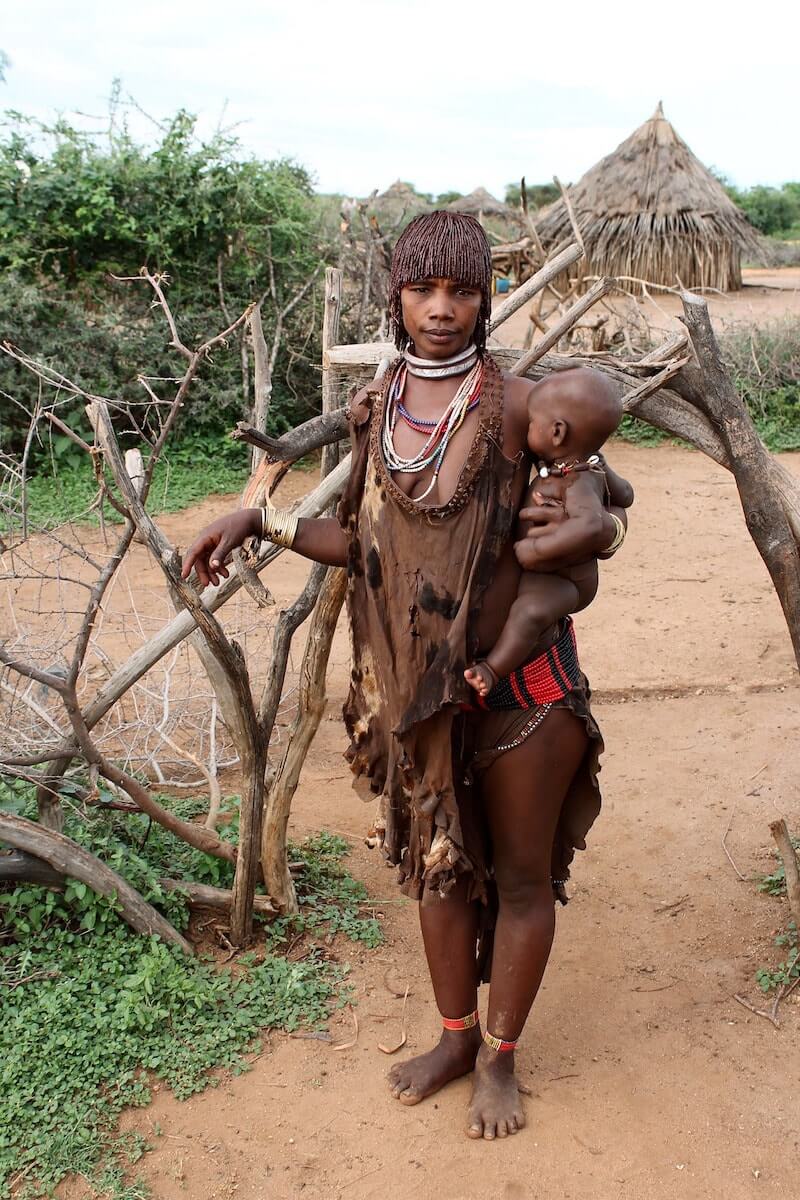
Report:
483,1123,496,1140
496,1120,508,1138
467,1120,483,1139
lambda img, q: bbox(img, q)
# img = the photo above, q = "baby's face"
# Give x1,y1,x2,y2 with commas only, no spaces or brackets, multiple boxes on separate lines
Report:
526,402,554,459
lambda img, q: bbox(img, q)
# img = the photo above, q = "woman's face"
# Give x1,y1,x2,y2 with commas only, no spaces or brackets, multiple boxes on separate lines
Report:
400,276,482,359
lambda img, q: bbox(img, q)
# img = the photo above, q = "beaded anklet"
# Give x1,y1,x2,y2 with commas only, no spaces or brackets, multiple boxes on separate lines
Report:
442,1009,480,1032
483,1030,517,1053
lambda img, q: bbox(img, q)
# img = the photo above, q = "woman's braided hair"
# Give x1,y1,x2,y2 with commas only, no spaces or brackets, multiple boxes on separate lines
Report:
388,210,493,356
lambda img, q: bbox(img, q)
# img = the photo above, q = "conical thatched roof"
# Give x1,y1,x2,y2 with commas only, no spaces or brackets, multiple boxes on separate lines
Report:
448,187,509,218
378,179,422,203
536,104,761,291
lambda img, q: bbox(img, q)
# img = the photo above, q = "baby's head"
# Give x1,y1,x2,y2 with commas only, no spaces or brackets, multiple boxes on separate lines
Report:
527,368,622,463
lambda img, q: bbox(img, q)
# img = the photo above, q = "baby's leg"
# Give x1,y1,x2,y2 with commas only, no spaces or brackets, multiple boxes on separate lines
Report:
462,571,582,696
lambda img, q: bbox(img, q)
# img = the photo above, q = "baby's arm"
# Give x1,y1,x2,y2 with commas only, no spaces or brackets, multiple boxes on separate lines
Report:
515,474,607,572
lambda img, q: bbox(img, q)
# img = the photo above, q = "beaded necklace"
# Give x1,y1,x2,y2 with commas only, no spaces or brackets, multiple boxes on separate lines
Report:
381,361,484,502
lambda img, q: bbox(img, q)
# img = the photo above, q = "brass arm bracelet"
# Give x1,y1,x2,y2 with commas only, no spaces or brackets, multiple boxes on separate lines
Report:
261,506,299,549
604,513,626,555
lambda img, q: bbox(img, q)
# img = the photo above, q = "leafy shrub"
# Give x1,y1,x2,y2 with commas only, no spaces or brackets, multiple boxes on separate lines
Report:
0,108,329,456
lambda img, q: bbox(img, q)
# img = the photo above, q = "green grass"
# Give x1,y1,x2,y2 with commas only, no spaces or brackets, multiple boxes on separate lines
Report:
0,781,381,1198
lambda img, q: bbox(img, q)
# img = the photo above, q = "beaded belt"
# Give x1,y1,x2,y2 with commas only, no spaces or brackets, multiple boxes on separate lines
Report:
474,618,581,711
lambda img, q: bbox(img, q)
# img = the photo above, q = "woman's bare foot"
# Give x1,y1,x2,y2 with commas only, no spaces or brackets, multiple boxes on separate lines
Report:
464,662,497,698
388,1027,482,1105
466,1044,526,1139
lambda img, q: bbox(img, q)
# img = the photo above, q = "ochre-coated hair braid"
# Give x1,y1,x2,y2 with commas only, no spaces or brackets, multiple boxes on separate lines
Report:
388,211,492,355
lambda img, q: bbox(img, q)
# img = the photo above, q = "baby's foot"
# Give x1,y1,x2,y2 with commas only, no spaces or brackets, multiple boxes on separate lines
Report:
464,662,498,697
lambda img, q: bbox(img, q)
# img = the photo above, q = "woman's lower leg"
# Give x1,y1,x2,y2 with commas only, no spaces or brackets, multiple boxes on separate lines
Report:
388,882,482,1105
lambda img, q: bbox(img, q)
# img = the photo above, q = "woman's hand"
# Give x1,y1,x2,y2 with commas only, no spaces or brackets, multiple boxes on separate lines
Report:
181,508,261,588
514,503,567,570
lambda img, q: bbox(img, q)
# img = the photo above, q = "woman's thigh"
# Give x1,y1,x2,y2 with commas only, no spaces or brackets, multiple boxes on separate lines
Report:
480,707,588,887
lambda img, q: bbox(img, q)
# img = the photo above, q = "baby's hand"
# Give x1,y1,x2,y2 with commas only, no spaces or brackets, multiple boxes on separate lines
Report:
464,662,498,698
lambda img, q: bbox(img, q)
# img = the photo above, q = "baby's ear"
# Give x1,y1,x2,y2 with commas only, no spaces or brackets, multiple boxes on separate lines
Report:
552,418,568,446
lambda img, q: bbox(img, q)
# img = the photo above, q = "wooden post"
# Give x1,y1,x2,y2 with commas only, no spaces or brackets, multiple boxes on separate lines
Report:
261,567,348,911
321,268,342,479
249,304,271,472
769,819,800,933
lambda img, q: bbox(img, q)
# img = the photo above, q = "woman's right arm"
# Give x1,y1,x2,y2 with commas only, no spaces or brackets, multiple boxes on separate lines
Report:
181,509,348,588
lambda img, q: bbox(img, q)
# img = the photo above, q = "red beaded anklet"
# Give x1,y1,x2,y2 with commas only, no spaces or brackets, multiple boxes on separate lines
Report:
442,1009,480,1031
483,1030,517,1052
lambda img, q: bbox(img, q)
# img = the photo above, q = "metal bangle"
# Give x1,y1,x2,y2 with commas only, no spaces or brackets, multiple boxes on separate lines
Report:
261,506,299,549
604,513,626,555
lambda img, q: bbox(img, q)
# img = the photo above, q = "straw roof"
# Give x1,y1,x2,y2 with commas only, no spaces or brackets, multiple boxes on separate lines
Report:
448,187,510,218
536,104,761,291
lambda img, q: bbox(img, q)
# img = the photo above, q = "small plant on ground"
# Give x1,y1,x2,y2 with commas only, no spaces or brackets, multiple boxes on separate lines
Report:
755,834,800,993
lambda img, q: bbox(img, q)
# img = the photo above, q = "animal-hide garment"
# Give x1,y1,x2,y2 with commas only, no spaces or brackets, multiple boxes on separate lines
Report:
338,355,521,901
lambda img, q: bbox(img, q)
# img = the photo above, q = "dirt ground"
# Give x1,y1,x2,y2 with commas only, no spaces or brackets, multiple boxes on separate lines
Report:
46,436,799,1200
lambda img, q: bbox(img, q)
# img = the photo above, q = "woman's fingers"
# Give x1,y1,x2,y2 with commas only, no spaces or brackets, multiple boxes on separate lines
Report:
182,533,225,588
519,505,565,525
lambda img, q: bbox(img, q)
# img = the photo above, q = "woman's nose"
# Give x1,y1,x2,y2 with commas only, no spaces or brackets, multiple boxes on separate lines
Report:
427,288,455,320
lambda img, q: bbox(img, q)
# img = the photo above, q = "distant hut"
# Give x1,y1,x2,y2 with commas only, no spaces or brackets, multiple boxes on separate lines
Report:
536,104,760,291
448,187,510,220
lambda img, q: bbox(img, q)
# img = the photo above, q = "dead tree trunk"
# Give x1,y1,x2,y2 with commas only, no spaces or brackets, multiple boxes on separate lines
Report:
261,567,349,911
681,294,800,668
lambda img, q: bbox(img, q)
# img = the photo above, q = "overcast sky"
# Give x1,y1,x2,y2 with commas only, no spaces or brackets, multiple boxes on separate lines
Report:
2,0,797,197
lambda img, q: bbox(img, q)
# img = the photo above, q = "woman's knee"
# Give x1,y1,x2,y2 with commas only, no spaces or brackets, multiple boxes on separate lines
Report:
495,865,552,913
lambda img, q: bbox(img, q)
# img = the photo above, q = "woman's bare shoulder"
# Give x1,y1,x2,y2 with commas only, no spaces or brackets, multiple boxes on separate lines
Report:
500,370,536,454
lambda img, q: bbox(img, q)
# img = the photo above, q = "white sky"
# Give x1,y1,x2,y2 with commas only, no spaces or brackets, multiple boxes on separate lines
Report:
2,0,797,197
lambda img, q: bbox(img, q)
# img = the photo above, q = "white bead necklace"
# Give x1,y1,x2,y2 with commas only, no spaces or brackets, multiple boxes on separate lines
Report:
381,361,483,502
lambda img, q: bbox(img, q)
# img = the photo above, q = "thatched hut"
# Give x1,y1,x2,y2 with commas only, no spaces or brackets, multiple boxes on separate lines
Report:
536,104,761,291
448,187,510,219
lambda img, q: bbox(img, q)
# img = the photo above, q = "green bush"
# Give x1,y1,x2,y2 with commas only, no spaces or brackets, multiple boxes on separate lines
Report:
0,107,329,456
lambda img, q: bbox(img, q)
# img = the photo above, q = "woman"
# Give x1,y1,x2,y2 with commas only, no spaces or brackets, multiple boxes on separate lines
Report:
182,211,627,1140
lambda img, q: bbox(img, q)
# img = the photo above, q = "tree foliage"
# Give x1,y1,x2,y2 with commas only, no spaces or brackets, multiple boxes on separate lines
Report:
0,106,330,456
504,181,559,210
714,174,800,239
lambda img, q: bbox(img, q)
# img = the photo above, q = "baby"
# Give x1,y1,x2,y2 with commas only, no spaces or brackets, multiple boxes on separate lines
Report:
465,369,633,697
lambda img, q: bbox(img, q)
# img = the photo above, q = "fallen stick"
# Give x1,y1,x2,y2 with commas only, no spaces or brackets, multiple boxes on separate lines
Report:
0,813,192,954
160,878,276,916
